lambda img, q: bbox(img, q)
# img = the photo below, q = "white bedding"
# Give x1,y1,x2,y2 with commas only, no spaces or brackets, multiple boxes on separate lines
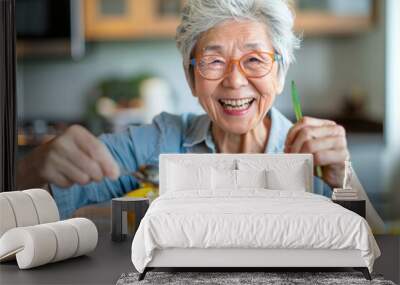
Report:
131,190,380,273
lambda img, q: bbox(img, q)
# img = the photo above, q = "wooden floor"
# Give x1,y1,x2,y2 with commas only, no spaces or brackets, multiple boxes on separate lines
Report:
374,235,400,284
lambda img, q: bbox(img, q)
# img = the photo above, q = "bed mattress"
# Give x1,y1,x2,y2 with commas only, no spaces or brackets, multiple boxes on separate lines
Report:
131,190,380,273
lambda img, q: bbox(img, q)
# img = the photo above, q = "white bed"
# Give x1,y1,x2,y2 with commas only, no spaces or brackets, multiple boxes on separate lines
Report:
131,154,380,280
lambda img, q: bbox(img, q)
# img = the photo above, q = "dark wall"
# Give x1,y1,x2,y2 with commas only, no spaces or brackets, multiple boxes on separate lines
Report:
0,0,17,192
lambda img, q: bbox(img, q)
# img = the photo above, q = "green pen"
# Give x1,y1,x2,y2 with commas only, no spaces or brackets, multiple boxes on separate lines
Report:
290,80,323,178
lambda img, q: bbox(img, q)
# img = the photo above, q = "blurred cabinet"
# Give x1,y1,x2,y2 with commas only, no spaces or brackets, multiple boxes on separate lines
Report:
84,0,377,40
84,0,183,40
293,0,377,36
144,0,183,36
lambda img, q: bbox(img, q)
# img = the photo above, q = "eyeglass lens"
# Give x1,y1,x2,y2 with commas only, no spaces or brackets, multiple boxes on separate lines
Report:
198,52,274,79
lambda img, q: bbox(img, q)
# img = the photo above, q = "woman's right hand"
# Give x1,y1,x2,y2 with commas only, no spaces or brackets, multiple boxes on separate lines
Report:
17,125,120,189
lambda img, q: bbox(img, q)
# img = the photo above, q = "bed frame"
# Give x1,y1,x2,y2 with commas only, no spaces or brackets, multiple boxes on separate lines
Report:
139,248,371,280
137,154,372,281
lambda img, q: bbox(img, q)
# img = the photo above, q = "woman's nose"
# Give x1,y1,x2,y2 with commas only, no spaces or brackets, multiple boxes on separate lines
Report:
222,62,248,89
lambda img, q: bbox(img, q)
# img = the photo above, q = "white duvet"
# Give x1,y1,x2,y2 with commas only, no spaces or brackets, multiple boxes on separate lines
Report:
131,190,380,273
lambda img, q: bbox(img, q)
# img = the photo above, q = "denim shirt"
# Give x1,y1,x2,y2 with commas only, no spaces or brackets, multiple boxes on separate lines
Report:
52,107,331,219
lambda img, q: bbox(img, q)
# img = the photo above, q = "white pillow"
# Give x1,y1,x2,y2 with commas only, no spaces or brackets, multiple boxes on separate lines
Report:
212,168,237,190
266,168,307,191
236,169,268,189
167,162,212,191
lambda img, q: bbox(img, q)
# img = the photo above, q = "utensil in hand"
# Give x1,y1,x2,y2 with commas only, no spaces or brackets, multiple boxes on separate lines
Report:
119,164,159,186
291,80,323,178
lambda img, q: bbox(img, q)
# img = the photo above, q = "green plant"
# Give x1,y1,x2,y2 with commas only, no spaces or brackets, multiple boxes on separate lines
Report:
98,73,153,102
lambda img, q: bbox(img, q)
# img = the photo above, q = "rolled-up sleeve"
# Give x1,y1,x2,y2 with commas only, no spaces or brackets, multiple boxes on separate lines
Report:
51,113,176,219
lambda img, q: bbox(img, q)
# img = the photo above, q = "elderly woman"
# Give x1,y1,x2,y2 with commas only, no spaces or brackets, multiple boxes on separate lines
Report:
17,0,383,231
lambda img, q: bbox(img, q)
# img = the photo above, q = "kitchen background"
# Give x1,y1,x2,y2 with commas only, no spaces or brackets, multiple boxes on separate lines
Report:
15,0,399,231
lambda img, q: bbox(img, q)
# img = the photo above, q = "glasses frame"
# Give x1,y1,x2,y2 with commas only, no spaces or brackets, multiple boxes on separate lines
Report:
190,51,282,81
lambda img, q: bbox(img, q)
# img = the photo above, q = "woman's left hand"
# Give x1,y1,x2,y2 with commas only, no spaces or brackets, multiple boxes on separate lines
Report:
284,116,350,188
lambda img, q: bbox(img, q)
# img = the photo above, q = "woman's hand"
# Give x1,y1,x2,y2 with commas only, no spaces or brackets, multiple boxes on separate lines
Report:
17,125,120,189
284,117,350,188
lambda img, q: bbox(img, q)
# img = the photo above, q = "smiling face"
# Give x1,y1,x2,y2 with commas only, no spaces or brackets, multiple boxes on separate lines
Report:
192,20,282,135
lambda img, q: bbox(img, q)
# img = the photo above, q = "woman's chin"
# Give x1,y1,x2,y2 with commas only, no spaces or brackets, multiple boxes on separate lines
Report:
217,121,255,135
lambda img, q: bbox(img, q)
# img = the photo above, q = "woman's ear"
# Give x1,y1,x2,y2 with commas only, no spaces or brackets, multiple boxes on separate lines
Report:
184,62,197,97
274,68,285,95
276,78,284,95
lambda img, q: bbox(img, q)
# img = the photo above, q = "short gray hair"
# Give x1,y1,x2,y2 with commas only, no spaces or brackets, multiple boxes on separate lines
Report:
176,0,301,87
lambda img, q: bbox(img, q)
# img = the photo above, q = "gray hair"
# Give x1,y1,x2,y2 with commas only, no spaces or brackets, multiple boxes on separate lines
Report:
176,0,301,88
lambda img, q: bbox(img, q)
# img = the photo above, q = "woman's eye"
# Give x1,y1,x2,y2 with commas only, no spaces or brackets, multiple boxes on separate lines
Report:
205,58,226,69
247,57,262,63
209,59,224,65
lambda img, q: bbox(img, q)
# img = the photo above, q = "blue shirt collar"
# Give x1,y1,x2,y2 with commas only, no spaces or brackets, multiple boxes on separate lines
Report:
182,107,293,154
266,107,293,153
182,113,211,147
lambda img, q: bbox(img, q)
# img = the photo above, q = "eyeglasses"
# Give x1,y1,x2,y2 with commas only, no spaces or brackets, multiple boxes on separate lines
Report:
190,51,282,80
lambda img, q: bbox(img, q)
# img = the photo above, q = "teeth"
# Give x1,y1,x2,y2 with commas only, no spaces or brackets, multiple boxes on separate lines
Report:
219,98,254,110
220,98,253,107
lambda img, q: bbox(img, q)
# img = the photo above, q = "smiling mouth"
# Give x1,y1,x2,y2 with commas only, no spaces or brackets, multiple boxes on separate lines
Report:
218,98,256,111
